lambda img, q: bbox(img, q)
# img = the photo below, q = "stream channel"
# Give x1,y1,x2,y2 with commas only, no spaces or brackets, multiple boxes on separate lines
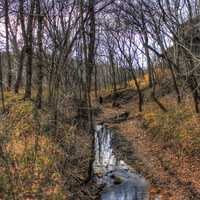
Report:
93,124,149,200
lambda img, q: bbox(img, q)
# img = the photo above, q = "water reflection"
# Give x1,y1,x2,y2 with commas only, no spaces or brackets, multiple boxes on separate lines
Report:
93,125,149,200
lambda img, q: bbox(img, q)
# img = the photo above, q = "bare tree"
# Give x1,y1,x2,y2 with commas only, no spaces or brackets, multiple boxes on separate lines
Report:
0,52,5,113
4,0,12,90
19,0,36,99
35,0,43,109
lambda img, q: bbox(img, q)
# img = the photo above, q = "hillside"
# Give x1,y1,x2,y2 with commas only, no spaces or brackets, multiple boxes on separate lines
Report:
0,92,94,200
96,86,200,200
1,86,200,199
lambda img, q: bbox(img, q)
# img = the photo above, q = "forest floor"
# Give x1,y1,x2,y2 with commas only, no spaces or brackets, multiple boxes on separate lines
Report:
0,91,95,200
1,89,200,199
96,87,200,200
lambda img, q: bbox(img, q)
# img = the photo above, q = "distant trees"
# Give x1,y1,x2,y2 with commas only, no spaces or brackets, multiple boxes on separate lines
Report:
0,0,200,116
112,0,200,112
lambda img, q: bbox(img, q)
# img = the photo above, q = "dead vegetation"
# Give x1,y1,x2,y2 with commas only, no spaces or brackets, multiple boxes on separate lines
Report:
96,85,200,200
0,91,93,200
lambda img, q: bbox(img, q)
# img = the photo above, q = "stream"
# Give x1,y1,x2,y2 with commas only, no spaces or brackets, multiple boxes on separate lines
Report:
93,125,149,200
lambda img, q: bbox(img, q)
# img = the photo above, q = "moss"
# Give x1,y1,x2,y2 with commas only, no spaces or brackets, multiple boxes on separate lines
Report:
113,176,124,185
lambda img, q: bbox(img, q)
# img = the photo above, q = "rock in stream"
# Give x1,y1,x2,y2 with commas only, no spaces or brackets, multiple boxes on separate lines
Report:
93,125,149,200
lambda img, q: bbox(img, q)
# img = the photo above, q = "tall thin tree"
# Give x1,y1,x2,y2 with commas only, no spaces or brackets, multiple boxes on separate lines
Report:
5,0,12,90
35,0,43,108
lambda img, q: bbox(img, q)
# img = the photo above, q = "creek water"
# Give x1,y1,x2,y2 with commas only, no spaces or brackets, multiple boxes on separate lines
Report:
93,125,149,200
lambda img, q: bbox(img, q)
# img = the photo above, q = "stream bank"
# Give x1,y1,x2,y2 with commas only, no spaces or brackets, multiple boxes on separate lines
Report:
94,86,200,199
98,110,200,199
93,125,149,200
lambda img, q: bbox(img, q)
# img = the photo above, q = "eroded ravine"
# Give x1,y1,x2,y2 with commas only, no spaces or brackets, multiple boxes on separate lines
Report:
93,125,149,200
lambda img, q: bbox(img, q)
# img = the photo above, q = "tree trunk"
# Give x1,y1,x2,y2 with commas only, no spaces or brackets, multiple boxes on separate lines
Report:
109,49,117,99
24,47,33,99
188,74,199,113
151,81,168,112
48,56,54,105
181,47,200,113
167,59,181,104
5,0,12,90
14,47,25,93
35,0,43,109
131,70,143,112
80,0,96,182
94,64,98,99
143,30,153,88
23,0,35,99
0,53,5,113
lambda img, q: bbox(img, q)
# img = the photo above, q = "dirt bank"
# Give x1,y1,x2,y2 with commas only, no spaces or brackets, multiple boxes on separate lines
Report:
96,96,200,200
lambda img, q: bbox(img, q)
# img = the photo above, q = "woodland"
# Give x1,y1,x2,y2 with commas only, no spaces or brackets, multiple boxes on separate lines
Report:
0,0,200,199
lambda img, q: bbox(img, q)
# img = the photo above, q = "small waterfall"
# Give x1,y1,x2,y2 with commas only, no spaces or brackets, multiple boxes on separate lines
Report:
93,125,117,174
93,125,149,200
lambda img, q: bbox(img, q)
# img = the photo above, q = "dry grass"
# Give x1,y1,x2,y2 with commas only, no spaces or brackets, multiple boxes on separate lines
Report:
0,91,92,200
96,84,200,199
128,73,149,89
138,94,200,156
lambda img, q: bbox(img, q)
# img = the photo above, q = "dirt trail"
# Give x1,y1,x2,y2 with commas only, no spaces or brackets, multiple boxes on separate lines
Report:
96,102,200,200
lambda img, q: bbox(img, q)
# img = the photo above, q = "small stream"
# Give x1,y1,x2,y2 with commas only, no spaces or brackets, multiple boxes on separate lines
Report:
93,125,149,200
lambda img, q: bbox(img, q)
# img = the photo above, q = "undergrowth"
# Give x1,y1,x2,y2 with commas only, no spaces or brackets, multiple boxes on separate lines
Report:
0,91,92,200
140,95,200,157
